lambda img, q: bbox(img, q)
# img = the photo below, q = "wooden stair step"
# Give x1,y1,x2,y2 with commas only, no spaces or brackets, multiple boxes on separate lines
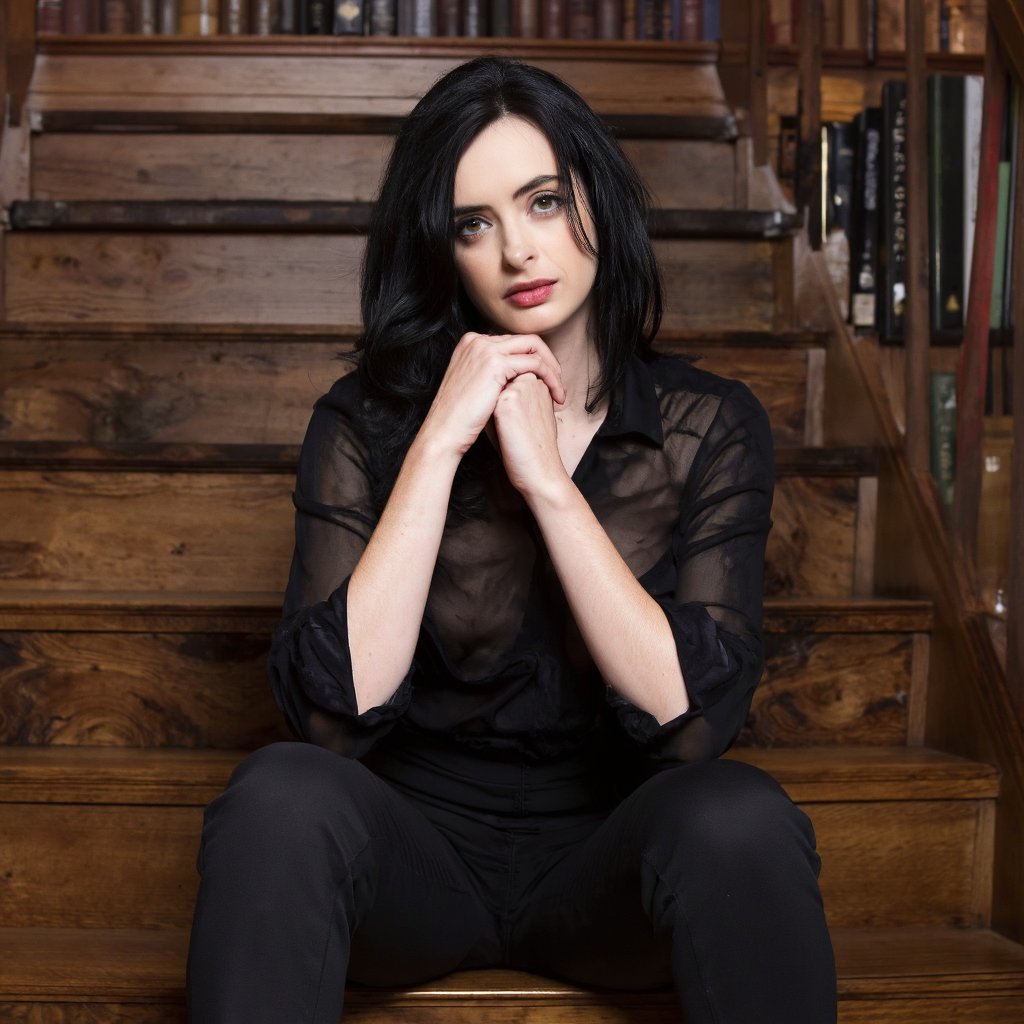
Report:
0,325,827,447
30,134,741,210
7,201,801,241
2,925,1023,1022
0,446,874,597
2,233,789,330
0,594,930,749
0,747,998,930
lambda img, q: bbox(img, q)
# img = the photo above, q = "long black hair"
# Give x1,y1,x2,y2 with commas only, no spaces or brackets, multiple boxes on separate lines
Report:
356,56,662,519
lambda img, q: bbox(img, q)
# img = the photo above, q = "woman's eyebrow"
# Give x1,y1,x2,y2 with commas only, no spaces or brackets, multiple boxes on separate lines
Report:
452,174,560,218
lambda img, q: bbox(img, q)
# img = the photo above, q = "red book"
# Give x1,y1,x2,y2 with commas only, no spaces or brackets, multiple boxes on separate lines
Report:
438,0,460,34
680,0,700,40
63,0,100,31
540,0,566,35
37,0,64,32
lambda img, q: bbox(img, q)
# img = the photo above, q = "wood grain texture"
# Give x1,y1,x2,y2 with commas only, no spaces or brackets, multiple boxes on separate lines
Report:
740,631,914,746
0,469,857,596
766,475,858,596
0,630,288,748
0,622,916,750
4,234,778,329
27,53,730,119
0,337,811,447
0,804,203,928
30,136,739,210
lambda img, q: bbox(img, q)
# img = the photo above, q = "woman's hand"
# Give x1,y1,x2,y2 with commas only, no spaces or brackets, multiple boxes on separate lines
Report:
420,332,565,458
492,372,570,500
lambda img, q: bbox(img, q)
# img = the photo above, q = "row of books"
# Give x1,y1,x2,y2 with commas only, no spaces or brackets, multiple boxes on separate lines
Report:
824,73,1018,348
768,0,986,55
816,73,1019,508
37,0,721,38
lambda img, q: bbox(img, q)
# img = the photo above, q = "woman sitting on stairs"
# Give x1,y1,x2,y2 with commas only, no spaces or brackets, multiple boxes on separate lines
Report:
186,56,838,1023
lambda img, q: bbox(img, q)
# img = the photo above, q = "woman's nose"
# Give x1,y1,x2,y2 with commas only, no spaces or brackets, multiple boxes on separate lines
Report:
502,228,536,269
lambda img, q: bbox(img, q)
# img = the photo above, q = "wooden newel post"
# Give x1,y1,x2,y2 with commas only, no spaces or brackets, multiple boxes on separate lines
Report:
903,0,931,473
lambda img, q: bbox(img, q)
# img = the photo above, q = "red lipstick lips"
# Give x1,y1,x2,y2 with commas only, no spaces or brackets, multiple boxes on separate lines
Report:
505,279,556,307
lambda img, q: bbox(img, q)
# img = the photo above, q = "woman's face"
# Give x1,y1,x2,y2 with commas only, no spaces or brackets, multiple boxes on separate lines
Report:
452,116,598,343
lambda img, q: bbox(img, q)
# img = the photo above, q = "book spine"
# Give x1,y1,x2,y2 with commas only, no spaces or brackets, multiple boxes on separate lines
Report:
463,0,484,34
568,0,594,37
220,0,248,32
489,0,510,35
63,0,99,30
157,0,179,30
540,0,566,36
103,0,132,31
635,0,658,38
928,74,966,337
701,0,717,39
929,370,957,508
134,0,158,32
38,0,65,32
180,0,217,32
850,107,882,332
511,0,538,32
437,0,460,33
621,0,635,38
962,74,984,319
880,79,908,344
826,121,856,239
679,0,699,40
278,0,297,29
370,0,396,32
328,0,354,31
595,0,619,37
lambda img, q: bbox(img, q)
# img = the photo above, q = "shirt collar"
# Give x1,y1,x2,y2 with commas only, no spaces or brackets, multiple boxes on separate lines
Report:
599,354,665,447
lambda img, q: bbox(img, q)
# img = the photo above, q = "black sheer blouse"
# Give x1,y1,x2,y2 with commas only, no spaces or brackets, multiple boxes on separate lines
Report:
268,353,774,766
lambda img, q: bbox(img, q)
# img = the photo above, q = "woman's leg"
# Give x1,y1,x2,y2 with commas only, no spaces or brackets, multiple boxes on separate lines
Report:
186,742,491,1024
512,758,837,1024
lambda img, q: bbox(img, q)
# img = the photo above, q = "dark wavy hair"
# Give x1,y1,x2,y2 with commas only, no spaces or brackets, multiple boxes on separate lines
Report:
356,55,662,519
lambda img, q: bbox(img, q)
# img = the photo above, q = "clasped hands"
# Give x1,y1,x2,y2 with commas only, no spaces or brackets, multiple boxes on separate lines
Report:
422,331,569,500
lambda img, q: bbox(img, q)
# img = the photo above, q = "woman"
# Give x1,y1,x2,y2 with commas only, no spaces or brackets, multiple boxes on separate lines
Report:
187,56,837,1023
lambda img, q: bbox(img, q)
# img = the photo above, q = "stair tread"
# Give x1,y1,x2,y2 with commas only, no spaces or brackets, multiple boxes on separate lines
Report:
8,200,798,240
0,591,934,633
0,746,998,806
0,322,829,347
0,440,879,476
1,926,1022,1001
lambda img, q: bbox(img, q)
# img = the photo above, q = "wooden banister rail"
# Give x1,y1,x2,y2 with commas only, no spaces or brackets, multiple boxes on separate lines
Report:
954,23,1007,567
1009,72,1024,722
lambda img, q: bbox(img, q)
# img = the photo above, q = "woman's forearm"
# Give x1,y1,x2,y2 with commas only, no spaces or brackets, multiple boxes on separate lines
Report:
347,431,461,714
525,478,690,725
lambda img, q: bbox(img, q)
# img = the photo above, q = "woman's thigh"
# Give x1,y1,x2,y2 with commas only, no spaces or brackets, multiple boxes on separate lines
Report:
509,758,828,992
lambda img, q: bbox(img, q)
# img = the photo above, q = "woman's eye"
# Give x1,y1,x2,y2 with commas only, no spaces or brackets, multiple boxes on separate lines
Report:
457,217,486,238
532,193,562,213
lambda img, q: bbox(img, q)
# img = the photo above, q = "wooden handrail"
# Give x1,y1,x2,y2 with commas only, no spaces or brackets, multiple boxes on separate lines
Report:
954,22,1008,562
1009,74,1024,721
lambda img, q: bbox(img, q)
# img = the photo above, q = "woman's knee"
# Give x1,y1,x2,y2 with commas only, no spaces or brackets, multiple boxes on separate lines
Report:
635,758,819,876
200,742,378,864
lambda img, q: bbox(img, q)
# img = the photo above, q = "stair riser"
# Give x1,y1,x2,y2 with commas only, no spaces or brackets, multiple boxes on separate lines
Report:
0,796,993,930
2,996,1023,1024
32,135,739,210
3,234,782,330
0,471,864,598
0,627,917,749
0,339,816,447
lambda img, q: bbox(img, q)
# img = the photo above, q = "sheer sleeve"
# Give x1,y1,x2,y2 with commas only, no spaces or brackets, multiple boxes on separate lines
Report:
267,375,413,758
607,381,774,763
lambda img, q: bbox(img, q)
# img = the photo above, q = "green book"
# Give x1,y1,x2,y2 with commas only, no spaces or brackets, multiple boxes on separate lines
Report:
929,371,957,509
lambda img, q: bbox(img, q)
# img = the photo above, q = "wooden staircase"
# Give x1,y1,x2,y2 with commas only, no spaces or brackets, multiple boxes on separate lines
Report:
1,38,1024,1023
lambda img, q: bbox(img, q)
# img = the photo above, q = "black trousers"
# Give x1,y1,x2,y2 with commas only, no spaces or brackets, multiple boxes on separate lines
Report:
186,740,837,1023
